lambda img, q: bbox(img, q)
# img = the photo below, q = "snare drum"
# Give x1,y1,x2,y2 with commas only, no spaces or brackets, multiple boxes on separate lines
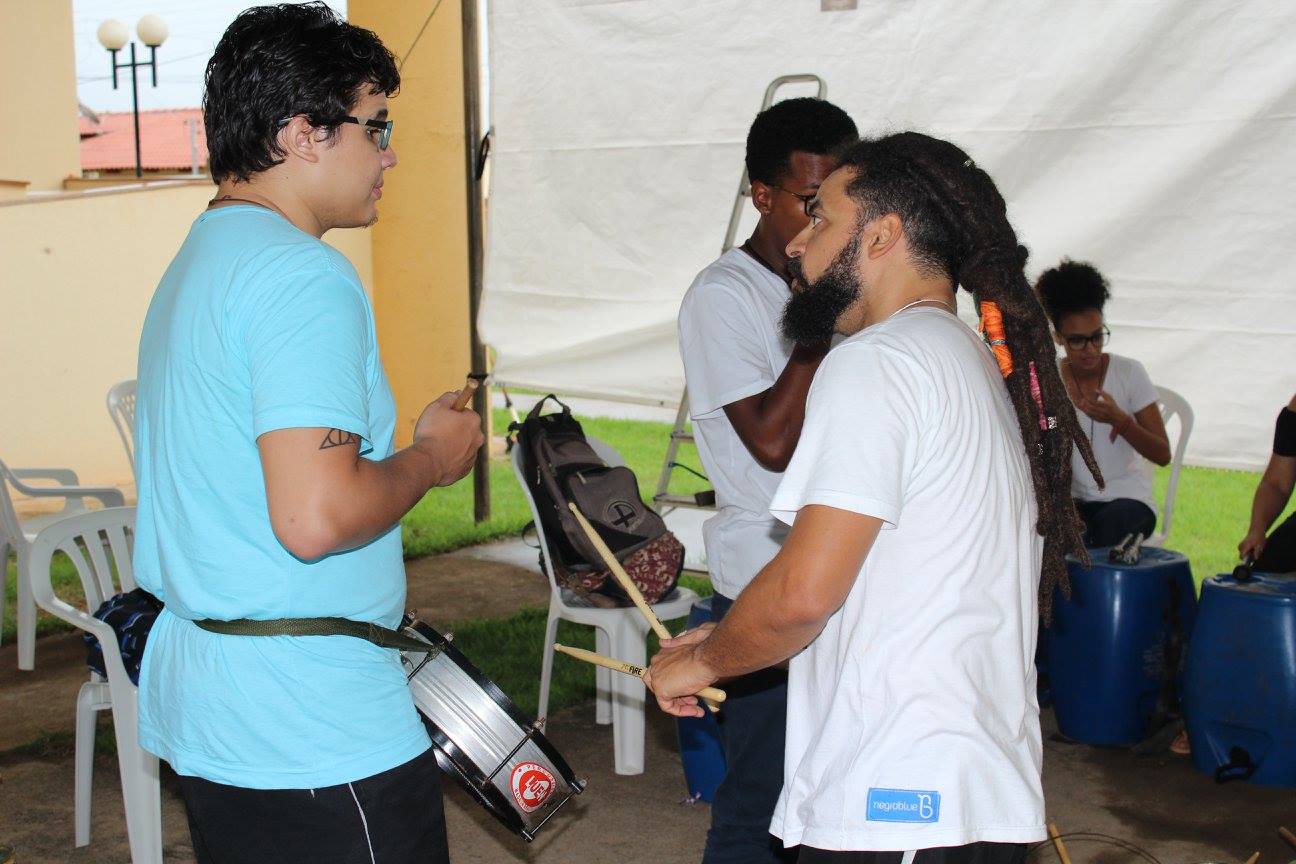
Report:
400,617,585,841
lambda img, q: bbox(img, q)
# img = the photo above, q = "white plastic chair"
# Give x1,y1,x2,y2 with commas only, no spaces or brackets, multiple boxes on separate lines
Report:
1149,385,1194,547
512,436,698,775
1,459,125,670
28,506,163,864
106,379,138,481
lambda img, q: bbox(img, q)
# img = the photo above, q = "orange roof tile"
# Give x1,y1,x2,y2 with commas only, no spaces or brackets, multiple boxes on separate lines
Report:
80,108,207,172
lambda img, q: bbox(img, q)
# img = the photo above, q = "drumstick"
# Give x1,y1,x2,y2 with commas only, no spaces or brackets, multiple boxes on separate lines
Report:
1279,826,1296,852
567,502,671,640
1047,824,1072,864
554,643,726,704
566,501,721,713
451,377,479,412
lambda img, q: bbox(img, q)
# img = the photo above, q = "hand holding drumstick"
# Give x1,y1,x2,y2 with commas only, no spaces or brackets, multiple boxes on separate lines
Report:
450,376,480,412
411,376,483,488
566,502,724,713
553,643,726,705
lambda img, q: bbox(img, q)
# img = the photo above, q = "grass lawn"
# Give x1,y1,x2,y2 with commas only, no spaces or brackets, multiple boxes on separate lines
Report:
4,403,1289,718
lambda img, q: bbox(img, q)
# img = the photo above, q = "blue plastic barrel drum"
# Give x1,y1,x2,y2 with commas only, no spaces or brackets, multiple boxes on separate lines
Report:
1045,546,1296,788
1047,548,1197,746
1183,572,1296,787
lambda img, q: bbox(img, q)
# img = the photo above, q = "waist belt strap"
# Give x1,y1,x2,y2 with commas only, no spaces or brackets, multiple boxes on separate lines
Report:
193,616,434,653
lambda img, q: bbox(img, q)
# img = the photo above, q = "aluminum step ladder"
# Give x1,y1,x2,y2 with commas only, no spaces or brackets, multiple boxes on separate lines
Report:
652,74,828,515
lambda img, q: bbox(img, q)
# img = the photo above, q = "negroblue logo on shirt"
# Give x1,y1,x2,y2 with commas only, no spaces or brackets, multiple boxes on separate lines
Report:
866,788,941,823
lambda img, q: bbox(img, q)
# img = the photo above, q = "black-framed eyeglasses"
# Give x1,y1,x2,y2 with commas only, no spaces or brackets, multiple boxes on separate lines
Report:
1062,326,1111,350
771,184,816,217
339,115,393,150
276,115,394,150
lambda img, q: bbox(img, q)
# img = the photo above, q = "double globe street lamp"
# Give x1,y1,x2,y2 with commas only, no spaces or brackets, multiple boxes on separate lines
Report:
96,15,169,179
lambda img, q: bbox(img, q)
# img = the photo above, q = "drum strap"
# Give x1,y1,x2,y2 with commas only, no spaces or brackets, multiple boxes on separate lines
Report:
193,616,435,653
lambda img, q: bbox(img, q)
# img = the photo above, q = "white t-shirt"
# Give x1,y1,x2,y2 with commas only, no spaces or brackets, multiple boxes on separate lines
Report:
678,247,794,599
1066,353,1160,513
768,308,1046,852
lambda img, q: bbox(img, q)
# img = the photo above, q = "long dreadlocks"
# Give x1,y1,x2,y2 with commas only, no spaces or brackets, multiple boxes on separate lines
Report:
835,132,1103,622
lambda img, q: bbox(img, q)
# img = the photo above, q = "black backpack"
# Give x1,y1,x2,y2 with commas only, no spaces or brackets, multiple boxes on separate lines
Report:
510,396,683,607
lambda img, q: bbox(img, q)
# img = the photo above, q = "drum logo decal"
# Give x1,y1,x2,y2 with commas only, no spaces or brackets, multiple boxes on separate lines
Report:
510,761,557,813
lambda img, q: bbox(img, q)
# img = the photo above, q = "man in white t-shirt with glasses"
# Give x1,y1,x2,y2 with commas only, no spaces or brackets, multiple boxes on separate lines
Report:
677,97,857,864
651,131,1101,864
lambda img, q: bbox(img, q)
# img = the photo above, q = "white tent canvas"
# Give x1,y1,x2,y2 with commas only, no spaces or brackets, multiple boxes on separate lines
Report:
480,0,1296,470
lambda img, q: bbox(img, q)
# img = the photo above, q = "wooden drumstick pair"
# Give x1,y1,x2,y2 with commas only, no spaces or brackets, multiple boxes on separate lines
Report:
553,643,727,705
564,502,726,711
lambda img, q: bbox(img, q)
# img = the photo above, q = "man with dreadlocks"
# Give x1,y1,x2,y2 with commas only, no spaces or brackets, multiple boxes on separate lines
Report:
678,95,857,864
645,131,1100,864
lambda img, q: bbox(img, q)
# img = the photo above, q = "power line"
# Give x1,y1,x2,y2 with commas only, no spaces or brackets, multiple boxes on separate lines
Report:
77,49,214,81
398,0,447,72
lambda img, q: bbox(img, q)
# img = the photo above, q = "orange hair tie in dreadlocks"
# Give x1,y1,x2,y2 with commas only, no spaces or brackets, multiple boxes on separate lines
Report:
978,300,1013,377
981,302,1055,432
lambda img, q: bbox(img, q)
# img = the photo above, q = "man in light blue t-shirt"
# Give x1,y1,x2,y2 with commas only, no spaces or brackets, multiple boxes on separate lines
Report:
133,7,482,862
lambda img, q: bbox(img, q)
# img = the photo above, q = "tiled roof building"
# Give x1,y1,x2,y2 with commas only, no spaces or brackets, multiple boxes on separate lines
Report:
79,107,207,174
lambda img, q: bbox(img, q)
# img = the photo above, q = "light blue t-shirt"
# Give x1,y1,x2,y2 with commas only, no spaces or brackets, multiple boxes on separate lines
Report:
133,205,429,789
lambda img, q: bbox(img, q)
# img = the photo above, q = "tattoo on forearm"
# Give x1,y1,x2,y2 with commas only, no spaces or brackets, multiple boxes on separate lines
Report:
319,429,361,450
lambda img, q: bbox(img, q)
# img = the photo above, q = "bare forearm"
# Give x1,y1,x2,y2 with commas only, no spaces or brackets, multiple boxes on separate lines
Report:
646,507,878,713
261,398,482,561
730,343,828,471
1119,418,1170,465
1249,482,1292,538
758,346,824,428
696,556,826,678
315,443,442,553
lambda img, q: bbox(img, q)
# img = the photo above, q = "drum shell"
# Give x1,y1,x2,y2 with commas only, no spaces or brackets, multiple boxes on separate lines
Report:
401,624,583,839
1183,573,1296,787
1047,548,1197,746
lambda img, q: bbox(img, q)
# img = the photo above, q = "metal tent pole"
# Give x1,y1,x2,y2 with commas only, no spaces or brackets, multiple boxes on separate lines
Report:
462,0,491,522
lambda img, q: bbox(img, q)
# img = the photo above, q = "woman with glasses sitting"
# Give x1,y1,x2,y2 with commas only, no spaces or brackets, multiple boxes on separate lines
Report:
1036,260,1171,547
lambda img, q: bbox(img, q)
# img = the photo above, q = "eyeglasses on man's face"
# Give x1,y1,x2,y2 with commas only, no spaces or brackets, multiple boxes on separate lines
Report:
771,184,816,217
276,115,394,151
338,115,393,151
1061,326,1111,350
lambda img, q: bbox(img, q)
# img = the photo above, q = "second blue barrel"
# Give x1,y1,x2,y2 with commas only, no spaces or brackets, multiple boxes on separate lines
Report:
1183,572,1296,787
675,597,726,801
1047,547,1197,746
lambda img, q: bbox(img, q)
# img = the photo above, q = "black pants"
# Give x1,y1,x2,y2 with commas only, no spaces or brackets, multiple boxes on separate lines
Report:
798,842,1028,863
178,748,449,864
1255,512,1296,573
703,593,795,864
1075,498,1156,547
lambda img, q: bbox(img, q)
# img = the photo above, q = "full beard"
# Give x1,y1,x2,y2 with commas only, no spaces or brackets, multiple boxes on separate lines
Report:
781,235,863,346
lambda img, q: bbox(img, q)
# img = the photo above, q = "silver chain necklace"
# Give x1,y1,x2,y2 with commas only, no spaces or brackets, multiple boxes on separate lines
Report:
891,297,956,318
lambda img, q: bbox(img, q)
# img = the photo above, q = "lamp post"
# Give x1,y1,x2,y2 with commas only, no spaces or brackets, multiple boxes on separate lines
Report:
96,15,169,179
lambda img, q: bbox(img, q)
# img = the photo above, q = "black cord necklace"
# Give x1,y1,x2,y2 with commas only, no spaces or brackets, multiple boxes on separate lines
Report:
207,194,289,221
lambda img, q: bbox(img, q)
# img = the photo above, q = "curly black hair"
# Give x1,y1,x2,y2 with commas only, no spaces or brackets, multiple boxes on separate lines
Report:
833,132,1103,623
745,97,858,185
1035,259,1112,328
204,2,400,183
